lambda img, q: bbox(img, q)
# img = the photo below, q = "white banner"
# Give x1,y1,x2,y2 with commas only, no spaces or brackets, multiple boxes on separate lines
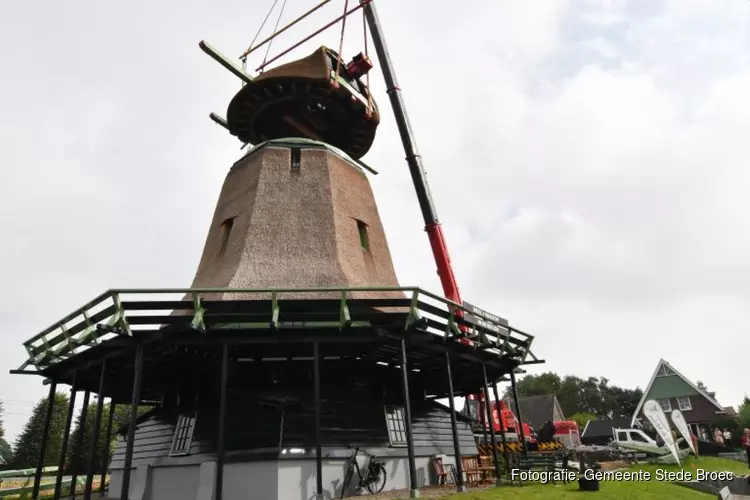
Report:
671,409,696,456
643,399,680,465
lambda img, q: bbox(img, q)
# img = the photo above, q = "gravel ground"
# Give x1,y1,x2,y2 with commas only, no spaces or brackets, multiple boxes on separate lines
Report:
599,461,628,470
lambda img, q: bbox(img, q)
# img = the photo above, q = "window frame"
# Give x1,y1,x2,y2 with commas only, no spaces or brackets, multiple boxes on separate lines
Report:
384,405,407,447
356,219,370,251
677,396,692,411
629,431,648,443
291,147,301,171
169,411,198,457
657,398,672,412
218,217,236,257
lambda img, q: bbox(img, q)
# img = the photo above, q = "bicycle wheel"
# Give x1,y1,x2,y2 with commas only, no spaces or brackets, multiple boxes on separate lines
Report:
365,464,387,494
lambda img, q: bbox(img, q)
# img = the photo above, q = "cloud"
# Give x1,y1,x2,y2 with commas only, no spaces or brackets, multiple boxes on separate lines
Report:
2,0,750,444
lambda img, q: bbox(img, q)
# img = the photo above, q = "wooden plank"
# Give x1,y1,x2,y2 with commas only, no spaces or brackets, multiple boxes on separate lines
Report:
29,305,117,356
108,398,478,466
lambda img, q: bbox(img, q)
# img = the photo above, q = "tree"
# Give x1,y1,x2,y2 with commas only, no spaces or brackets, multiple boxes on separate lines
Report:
504,372,644,419
0,400,8,467
578,377,604,415
607,386,643,418
0,437,12,467
568,412,597,430
556,376,582,416
66,399,114,475
66,402,154,475
11,393,70,469
523,372,562,395
501,372,562,400
738,396,750,430
0,399,5,440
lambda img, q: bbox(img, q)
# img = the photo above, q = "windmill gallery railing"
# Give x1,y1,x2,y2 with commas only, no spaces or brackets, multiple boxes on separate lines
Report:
16,287,538,372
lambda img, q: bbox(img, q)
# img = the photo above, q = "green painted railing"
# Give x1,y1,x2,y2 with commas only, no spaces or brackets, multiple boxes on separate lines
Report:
0,467,90,498
0,467,57,480
0,477,86,498
17,286,539,371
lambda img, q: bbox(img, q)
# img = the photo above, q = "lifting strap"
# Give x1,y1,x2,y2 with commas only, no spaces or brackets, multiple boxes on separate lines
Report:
334,0,350,84
241,0,332,61
255,0,371,73
263,0,290,71
242,0,281,68
362,5,373,117
239,0,289,73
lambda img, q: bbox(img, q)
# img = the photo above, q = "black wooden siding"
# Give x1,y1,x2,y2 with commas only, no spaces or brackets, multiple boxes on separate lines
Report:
110,397,477,470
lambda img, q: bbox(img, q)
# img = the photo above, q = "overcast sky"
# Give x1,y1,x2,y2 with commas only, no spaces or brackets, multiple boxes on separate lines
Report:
2,0,750,443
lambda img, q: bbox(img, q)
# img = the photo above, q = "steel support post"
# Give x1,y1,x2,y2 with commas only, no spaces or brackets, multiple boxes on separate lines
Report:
492,381,511,478
215,343,229,500
54,374,78,500
69,390,91,496
313,342,323,500
399,338,419,498
32,381,58,499
444,353,466,492
120,343,144,499
99,401,116,494
481,364,502,485
84,361,107,499
509,370,528,456
480,397,489,445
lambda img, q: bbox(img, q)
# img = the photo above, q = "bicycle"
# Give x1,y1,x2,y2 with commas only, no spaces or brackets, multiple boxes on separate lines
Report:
339,446,387,498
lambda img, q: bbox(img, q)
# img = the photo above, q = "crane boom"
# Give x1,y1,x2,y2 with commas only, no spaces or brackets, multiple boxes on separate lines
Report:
361,1,466,316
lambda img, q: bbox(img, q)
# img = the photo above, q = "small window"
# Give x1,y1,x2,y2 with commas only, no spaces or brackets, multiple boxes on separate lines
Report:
464,400,479,421
691,424,701,437
677,396,692,411
291,148,301,170
384,406,407,447
218,217,235,256
630,431,648,443
617,431,627,442
657,398,672,412
170,412,197,456
356,220,369,251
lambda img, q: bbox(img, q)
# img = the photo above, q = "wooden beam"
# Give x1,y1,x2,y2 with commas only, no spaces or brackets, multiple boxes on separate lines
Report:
199,41,253,84
209,113,230,131
9,369,42,376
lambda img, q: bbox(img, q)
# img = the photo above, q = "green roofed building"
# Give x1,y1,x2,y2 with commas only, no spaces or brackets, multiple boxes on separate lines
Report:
630,358,729,437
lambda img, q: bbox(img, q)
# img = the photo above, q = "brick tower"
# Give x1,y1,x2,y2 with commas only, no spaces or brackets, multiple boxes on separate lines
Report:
189,138,399,298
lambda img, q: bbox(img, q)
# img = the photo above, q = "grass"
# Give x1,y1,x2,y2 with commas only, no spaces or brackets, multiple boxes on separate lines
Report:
635,455,749,477
393,456,749,500
0,477,107,499
435,481,709,499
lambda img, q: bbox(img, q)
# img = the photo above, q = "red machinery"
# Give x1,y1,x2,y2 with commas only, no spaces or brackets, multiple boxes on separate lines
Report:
476,398,533,441
545,420,581,447
474,398,580,447
345,52,373,79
